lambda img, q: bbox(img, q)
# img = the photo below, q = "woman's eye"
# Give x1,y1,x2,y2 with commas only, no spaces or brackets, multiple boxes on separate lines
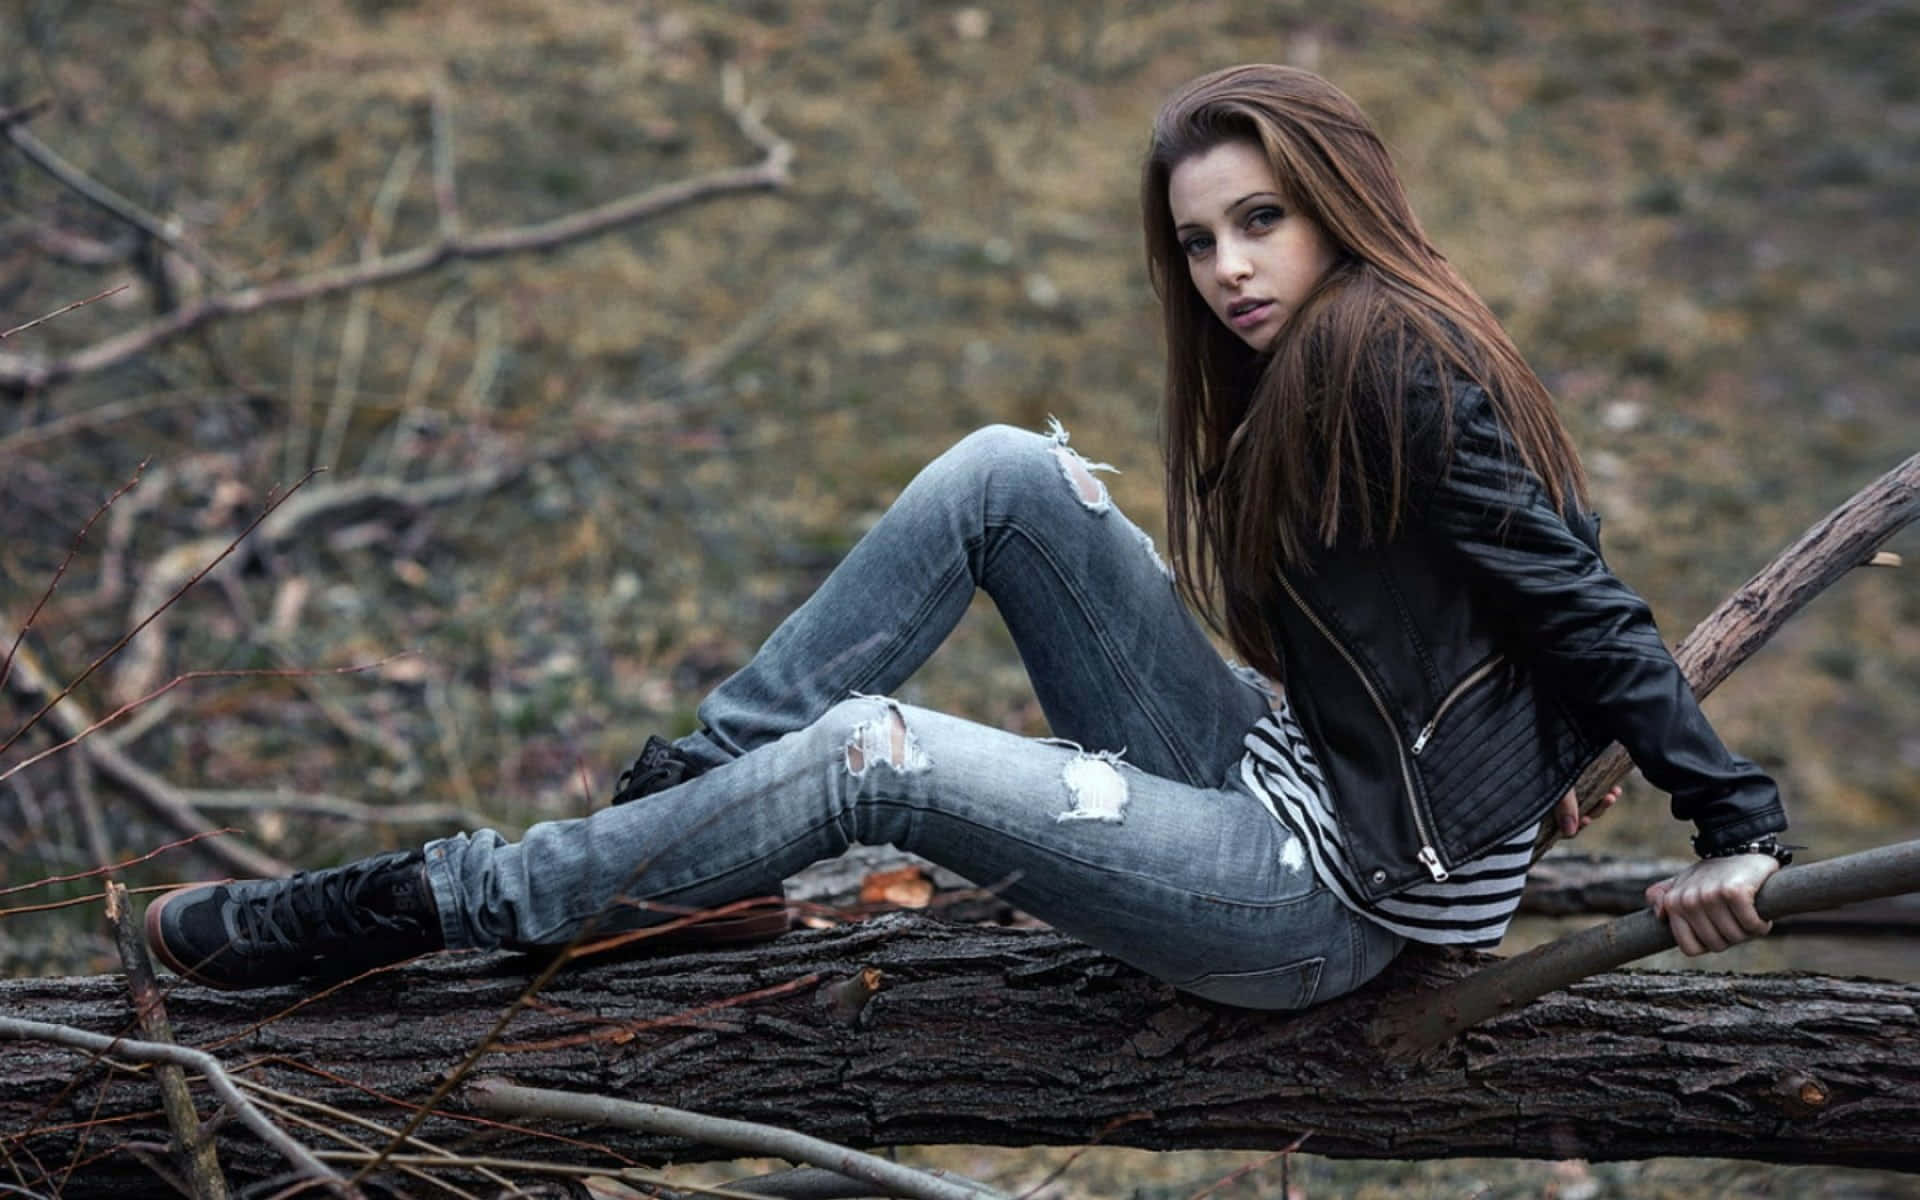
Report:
1180,234,1213,257
1247,206,1284,231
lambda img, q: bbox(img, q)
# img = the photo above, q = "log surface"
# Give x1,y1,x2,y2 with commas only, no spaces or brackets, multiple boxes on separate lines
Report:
1,916,1915,1197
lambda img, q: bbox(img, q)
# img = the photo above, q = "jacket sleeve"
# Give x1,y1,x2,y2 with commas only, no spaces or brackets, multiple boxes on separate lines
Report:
1412,380,1786,852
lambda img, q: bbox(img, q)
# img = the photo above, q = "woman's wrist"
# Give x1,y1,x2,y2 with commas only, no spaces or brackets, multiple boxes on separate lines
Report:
1693,833,1796,867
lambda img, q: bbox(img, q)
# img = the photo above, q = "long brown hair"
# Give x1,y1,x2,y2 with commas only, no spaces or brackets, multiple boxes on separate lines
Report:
1143,64,1588,681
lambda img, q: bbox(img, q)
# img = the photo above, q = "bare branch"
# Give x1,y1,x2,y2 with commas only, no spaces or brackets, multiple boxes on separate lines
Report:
467,1079,1010,1200
0,831,253,902
1523,849,1920,931
234,1080,513,1197
0,72,792,393
240,1093,483,1200
430,83,460,240
1,124,235,288
103,883,229,1200
0,461,147,698
1374,836,1920,1055
0,99,53,128
0,285,132,342
107,457,521,706
0,468,321,763
0,1016,347,1195
316,144,421,473
0,644,292,879
177,788,508,833
1539,450,1920,856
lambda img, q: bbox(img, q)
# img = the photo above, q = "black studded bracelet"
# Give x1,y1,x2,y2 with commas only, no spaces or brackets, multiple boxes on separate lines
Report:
1693,834,1796,867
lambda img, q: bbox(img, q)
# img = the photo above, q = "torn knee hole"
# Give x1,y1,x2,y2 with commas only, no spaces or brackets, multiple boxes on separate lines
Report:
1055,752,1129,824
845,706,931,776
1050,443,1115,512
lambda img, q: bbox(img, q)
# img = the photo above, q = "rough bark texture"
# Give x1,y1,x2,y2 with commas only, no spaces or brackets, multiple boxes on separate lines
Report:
1,916,1914,1197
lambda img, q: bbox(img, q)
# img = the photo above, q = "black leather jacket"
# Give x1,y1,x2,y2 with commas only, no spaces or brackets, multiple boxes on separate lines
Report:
1271,374,1787,902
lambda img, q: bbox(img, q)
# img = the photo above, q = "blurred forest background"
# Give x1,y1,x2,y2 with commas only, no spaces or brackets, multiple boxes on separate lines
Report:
2,0,1917,1195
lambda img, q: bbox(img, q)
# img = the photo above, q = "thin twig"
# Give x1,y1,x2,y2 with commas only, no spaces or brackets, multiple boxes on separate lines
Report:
311,1151,780,1200
225,1053,638,1167
177,787,505,832
0,98,52,128
241,1094,481,1200
0,831,255,900
235,1079,511,1196
0,469,321,762
468,1080,1009,1200
0,285,133,342
317,143,420,472
1,124,234,287
0,1017,348,1194
4,656,399,784
1,461,147,698
1011,1112,1154,1200
1,644,294,879
430,83,460,239
1182,1137,1306,1200
493,971,818,1054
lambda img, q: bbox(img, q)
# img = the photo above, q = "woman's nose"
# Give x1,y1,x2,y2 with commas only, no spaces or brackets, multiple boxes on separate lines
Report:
1214,242,1252,287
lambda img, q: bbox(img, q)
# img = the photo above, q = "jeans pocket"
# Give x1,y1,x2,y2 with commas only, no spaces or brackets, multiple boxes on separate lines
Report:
1179,956,1325,1011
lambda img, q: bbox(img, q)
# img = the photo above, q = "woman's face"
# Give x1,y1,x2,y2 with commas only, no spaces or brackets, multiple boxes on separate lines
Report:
1168,140,1338,352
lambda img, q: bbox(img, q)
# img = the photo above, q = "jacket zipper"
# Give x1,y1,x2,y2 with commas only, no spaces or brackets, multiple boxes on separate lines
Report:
1273,570,1449,883
1410,654,1505,756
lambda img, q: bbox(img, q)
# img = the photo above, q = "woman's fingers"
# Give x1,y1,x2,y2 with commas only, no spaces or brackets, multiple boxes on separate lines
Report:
1649,855,1780,956
1556,789,1580,835
1668,910,1706,956
1555,785,1622,837
1644,877,1671,914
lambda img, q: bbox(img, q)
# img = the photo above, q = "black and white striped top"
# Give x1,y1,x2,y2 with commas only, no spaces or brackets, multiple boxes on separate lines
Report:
1239,698,1533,948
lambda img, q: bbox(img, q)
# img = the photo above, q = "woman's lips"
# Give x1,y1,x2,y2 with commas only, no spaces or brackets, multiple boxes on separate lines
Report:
1229,300,1274,329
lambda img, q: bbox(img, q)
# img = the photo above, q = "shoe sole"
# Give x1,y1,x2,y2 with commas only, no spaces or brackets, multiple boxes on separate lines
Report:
143,889,240,991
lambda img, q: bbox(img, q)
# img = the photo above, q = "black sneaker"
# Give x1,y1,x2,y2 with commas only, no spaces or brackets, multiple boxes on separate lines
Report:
145,849,442,990
611,735,699,805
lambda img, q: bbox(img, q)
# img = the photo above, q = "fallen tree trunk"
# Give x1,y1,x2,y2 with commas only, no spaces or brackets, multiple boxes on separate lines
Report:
788,846,1920,935
2,916,1915,1197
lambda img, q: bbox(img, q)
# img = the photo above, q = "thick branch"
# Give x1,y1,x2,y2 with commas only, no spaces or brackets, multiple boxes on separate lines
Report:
1522,850,1920,930
1373,838,1920,1054
1542,451,1920,855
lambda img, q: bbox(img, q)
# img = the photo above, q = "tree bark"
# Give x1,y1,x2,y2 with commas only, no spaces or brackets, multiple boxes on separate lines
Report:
2,917,1914,1198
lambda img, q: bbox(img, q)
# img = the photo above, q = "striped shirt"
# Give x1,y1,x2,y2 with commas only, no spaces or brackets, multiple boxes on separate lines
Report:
1239,697,1533,948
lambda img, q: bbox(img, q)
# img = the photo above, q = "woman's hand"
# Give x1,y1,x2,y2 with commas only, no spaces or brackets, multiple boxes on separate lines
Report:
1644,854,1780,956
1553,784,1620,838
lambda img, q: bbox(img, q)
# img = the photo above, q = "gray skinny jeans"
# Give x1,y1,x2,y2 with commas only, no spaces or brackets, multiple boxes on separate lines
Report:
424,423,1403,1009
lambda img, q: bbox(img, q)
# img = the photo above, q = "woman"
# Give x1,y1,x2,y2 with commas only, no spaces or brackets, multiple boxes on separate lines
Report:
148,65,1788,1008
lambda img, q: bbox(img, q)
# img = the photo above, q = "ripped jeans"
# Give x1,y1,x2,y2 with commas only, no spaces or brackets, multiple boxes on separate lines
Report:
423,424,1403,1009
